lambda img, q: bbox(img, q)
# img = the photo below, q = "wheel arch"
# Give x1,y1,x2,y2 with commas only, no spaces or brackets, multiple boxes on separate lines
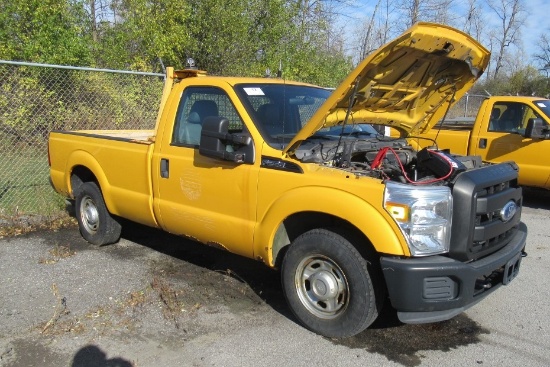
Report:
66,150,112,209
71,165,98,194
255,187,407,267
272,212,382,268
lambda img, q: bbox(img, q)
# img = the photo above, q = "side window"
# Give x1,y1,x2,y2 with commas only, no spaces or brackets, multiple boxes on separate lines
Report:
488,102,539,133
172,87,244,146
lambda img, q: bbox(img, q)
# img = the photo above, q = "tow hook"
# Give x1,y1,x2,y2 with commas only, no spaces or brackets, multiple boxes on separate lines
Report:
521,251,528,258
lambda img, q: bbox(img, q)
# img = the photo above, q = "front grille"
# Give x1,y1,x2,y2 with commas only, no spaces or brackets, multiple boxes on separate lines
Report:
449,163,522,261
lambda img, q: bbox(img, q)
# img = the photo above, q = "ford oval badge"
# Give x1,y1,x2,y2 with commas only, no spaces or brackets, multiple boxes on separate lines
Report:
500,201,517,223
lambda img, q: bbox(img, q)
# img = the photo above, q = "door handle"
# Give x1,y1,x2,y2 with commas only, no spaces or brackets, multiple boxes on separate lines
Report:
479,138,487,149
160,158,169,178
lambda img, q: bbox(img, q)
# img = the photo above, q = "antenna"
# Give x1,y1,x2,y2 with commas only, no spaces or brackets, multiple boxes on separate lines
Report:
277,60,282,78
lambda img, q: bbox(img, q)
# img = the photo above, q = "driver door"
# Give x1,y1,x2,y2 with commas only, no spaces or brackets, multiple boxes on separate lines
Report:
152,86,259,257
473,101,550,188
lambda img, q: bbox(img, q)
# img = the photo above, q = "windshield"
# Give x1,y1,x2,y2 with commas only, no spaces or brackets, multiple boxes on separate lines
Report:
235,83,331,148
314,123,380,137
534,100,550,122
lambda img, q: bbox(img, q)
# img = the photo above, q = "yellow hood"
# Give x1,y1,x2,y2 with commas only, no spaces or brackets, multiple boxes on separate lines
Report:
284,22,490,155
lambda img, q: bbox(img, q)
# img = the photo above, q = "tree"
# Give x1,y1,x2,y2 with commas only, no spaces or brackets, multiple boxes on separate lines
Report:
357,0,389,60
485,0,526,80
534,33,550,73
0,0,92,65
91,0,191,70
396,0,454,30
463,0,484,41
286,0,352,85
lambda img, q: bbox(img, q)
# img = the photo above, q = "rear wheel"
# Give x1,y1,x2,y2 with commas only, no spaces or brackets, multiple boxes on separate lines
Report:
75,182,121,245
281,228,381,338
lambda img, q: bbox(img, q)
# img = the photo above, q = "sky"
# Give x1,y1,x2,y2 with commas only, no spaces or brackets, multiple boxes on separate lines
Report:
481,0,546,57
340,0,548,66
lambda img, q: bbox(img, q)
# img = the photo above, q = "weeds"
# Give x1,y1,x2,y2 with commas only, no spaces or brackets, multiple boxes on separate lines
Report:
41,284,70,334
151,276,186,329
0,213,76,239
37,273,195,338
38,243,76,264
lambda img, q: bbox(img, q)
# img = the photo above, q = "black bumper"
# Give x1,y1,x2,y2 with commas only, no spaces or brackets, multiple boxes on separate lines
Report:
380,221,527,324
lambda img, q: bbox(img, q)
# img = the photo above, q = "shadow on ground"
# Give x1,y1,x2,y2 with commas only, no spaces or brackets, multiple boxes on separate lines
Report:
522,187,550,210
114,220,488,367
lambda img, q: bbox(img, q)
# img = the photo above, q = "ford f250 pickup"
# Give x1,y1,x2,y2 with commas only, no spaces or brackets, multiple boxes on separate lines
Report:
49,23,527,338
407,96,550,189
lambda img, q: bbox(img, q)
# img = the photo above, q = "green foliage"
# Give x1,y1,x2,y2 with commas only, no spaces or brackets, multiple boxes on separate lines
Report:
0,137,64,216
0,0,352,85
0,62,164,215
96,0,192,70
473,66,550,97
0,0,92,65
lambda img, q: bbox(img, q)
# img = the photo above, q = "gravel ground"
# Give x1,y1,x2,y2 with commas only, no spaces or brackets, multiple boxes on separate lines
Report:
0,188,549,367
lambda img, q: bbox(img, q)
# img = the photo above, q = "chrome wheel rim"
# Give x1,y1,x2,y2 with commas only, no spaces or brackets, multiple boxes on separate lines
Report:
294,255,349,319
80,196,99,234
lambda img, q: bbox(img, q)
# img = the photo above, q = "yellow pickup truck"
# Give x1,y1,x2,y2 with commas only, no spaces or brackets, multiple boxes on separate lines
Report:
408,96,550,189
49,23,527,338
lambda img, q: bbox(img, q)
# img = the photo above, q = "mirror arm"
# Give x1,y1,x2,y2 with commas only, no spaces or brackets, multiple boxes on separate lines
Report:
201,130,251,146
203,149,245,163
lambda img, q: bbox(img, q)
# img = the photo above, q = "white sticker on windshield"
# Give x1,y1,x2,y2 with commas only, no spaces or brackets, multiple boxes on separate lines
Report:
537,102,547,108
244,87,265,96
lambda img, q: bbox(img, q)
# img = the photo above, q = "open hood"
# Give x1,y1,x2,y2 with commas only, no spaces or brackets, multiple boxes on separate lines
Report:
284,22,490,155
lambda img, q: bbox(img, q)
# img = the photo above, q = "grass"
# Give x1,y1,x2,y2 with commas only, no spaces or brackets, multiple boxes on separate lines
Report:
0,140,64,215
0,137,69,236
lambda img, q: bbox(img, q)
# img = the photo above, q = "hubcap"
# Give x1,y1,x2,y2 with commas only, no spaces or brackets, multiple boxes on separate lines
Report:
80,196,99,234
295,255,349,319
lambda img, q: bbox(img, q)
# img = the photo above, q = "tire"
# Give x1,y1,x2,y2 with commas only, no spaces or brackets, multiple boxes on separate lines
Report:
74,182,121,246
281,228,381,338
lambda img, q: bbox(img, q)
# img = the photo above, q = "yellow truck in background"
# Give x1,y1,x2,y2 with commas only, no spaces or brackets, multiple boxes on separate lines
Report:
48,23,528,338
408,96,550,189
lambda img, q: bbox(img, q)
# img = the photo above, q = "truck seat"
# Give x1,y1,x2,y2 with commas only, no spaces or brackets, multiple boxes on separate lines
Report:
498,106,520,132
180,100,218,145
488,108,501,131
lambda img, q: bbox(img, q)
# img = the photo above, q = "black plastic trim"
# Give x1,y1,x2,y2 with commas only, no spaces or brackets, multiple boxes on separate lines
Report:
261,156,303,173
450,162,522,261
380,221,526,322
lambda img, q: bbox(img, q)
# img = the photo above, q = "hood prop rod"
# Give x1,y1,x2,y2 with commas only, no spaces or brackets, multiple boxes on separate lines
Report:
334,77,361,167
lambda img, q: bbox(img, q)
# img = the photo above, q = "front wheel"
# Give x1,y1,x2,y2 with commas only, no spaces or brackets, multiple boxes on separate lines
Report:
281,229,381,338
75,182,121,246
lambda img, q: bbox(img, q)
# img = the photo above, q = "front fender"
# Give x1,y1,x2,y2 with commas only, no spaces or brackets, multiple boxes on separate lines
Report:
255,186,408,266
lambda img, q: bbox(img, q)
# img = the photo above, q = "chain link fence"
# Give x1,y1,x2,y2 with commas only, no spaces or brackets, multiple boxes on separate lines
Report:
448,93,489,119
0,60,164,220
0,60,490,221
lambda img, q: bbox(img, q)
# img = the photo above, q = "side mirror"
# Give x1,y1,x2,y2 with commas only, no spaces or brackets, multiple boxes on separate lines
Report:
199,116,253,163
524,118,549,139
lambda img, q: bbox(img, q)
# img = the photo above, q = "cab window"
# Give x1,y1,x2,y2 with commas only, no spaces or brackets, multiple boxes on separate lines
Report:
488,102,541,133
172,87,244,146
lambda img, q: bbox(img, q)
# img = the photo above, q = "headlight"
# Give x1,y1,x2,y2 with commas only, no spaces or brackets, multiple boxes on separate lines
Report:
384,182,452,256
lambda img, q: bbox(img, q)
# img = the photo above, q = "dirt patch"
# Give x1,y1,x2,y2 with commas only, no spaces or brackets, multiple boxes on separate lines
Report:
2,217,546,367
0,224,279,366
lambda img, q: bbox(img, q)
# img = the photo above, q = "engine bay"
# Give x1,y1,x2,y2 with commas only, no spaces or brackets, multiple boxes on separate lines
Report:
293,133,482,185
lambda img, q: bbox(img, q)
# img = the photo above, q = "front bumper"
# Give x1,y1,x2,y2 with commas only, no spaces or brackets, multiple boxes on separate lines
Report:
380,221,527,324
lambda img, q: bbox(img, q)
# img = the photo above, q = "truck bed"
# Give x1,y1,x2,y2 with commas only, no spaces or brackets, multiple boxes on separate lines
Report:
67,129,156,143
49,129,158,227
409,127,472,154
